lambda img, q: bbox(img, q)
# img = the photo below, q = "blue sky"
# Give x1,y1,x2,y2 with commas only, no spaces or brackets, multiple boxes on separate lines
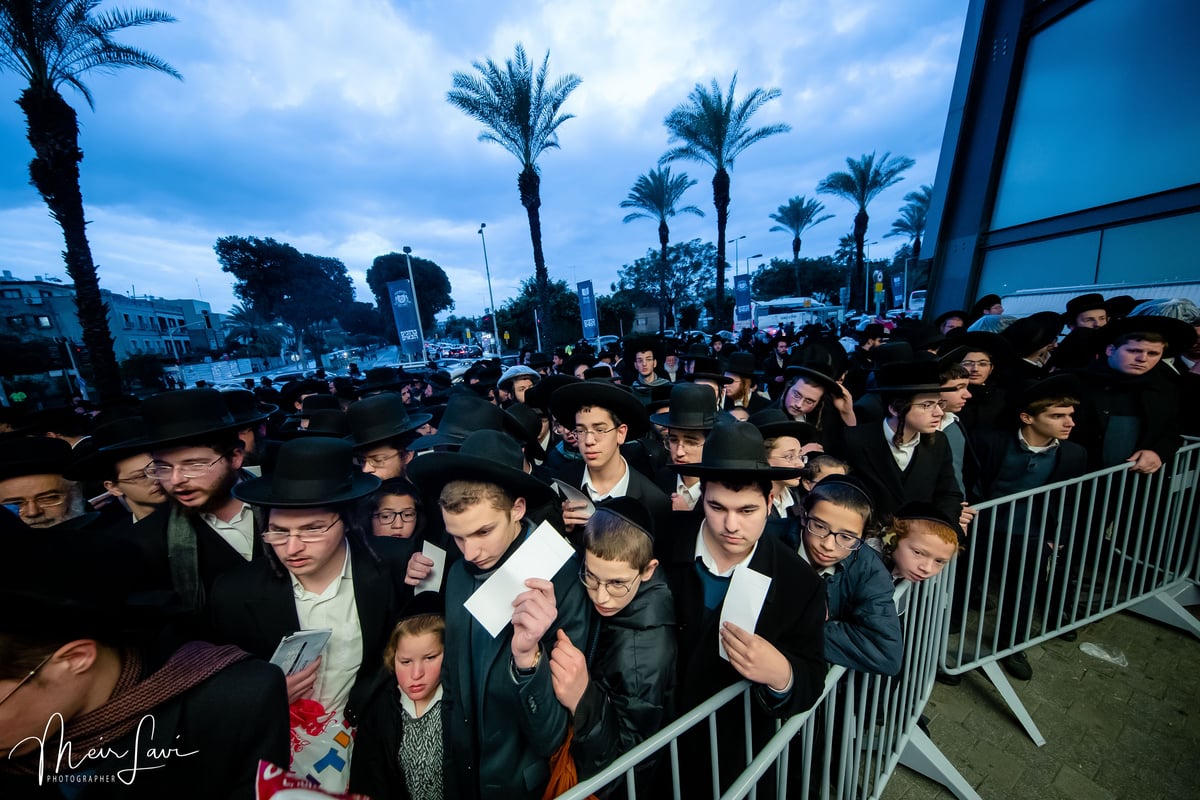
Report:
0,0,967,319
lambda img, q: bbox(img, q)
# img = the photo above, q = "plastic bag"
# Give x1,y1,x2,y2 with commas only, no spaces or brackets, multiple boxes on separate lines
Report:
1079,642,1128,667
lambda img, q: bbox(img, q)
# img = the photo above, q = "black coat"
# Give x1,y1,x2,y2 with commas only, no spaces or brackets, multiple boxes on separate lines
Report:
0,655,288,800
1069,363,1181,470
208,537,410,726
841,423,965,525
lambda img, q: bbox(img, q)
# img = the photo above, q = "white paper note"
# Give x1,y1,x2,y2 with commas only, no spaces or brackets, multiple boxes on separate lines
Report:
553,478,596,517
463,521,576,637
414,541,447,595
718,568,772,661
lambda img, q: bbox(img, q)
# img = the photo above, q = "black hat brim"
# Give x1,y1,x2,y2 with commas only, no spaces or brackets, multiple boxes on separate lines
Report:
1103,315,1198,356
407,451,555,507
675,461,803,481
753,420,819,445
550,383,649,438
232,471,381,508
782,366,839,395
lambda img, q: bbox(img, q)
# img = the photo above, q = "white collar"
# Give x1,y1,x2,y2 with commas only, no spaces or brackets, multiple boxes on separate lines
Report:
1018,429,1059,454
938,411,959,431
290,543,352,600
884,419,920,451
772,488,795,518
581,456,631,501
694,520,759,577
399,683,443,718
796,542,836,577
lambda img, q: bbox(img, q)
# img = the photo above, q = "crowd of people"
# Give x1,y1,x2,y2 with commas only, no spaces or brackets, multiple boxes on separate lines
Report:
0,290,1196,799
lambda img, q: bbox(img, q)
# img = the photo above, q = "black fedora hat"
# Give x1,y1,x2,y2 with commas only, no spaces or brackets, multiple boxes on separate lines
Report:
279,408,351,440
346,392,432,449
747,408,819,445
723,351,759,379
947,330,1015,365
594,496,655,541
783,361,840,396
409,394,506,451
934,309,968,329
233,437,380,507
0,436,73,480
550,381,650,439
524,373,580,414
359,366,407,393
674,421,803,481
528,352,553,370
504,402,548,462
222,389,277,425
407,429,555,507
970,293,1002,319
867,360,957,396
67,414,153,480
119,388,246,452
287,393,342,419
1001,311,1063,357
683,357,734,387
649,382,718,431
1102,314,1198,356
1064,293,1107,320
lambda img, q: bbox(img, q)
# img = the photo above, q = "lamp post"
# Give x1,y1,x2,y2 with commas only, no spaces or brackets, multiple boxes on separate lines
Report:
478,224,502,353
728,235,746,276
864,241,878,312
402,246,426,362
746,253,763,277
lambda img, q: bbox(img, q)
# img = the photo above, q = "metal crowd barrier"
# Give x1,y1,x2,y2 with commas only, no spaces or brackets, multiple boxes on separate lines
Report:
558,575,979,800
940,437,1200,746
1180,435,1200,606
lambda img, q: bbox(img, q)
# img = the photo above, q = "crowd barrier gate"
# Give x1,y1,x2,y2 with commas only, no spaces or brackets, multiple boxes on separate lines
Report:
939,437,1200,746
558,576,979,800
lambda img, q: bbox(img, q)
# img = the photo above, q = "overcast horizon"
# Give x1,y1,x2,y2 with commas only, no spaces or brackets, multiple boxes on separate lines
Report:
0,0,967,321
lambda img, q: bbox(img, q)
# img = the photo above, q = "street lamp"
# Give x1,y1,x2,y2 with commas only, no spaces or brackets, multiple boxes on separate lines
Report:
864,241,878,312
402,246,426,361
746,253,763,277
728,235,746,273
478,224,502,353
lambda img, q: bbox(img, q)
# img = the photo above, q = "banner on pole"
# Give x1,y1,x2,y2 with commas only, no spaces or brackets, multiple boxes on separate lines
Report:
734,275,752,327
891,274,904,307
577,280,599,341
387,279,423,358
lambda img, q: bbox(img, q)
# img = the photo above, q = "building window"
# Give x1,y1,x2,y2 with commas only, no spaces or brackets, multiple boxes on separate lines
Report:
35,316,51,328
1,289,19,299
6,315,24,327
39,290,53,298
123,313,132,328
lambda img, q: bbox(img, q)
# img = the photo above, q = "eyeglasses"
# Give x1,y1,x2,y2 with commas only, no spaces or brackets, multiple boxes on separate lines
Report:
911,399,949,413
961,360,992,369
804,516,864,551
572,426,618,441
579,568,641,597
353,451,402,468
373,509,417,525
115,463,155,484
667,435,705,450
6,492,67,511
145,453,228,480
0,653,53,709
771,452,807,465
261,517,341,544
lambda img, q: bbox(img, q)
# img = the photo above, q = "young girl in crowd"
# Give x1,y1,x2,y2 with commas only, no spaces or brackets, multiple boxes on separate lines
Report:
371,478,424,540
798,453,850,495
350,597,446,800
880,502,962,584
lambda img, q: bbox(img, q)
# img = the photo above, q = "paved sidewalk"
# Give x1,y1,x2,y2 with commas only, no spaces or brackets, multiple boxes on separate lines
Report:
882,610,1200,799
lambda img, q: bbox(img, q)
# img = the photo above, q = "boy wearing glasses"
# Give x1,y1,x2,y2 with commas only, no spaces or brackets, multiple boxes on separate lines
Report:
549,498,676,794
345,392,433,481
210,436,408,792
549,381,671,530
797,476,902,675
842,361,968,531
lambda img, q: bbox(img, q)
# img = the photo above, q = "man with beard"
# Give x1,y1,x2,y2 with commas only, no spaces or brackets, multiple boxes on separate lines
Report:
0,438,90,530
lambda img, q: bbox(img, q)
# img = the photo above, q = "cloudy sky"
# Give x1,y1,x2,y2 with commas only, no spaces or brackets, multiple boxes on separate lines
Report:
0,0,967,320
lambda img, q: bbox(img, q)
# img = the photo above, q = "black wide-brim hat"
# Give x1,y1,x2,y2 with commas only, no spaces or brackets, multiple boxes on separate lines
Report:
945,331,1015,365
649,382,718,431
1001,311,1064,356
782,362,840,396
724,351,759,378
747,408,819,445
124,388,249,452
345,392,432,449
286,393,342,419
1103,314,1198,356
504,402,549,462
67,415,153,480
278,408,351,440
233,437,380,507
359,366,408,393
683,356,734,387
407,429,555,507
550,381,650,439
1064,292,1107,320
0,436,73,481
409,394,506,451
222,389,277,426
867,360,958,396
934,309,969,328
674,420,803,481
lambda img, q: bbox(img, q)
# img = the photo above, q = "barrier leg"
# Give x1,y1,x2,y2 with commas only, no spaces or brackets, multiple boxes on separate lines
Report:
1174,581,1200,607
980,661,1046,747
1127,585,1200,638
897,727,982,800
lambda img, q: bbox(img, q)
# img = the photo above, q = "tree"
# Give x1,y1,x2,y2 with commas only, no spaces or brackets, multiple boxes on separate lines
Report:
0,1,181,402
752,256,849,305
597,290,636,338
620,166,704,331
768,195,833,295
447,44,581,342
496,277,580,349
616,239,717,332
215,236,354,368
885,184,932,295
223,302,284,360
440,314,480,343
817,151,915,312
660,75,790,329
337,301,385,339
364,252,454,341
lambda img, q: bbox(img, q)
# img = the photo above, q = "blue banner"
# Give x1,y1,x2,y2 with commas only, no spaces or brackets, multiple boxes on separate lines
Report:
891,274,904,307
578,280,598,341
734,275,752,326
387,279,423,357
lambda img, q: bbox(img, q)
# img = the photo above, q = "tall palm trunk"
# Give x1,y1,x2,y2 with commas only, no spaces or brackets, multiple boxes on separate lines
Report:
853,208,869,313
518,165,551,344
712,168,731,328
792,236,802,294
19,86,122,401
658,219,671,331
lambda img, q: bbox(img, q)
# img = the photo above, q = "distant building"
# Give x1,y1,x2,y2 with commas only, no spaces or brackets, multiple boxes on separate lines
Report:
0,269,222,362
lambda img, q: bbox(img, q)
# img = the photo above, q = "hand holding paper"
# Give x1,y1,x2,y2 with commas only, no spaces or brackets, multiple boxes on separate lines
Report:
414,541,447,594
512,577,557,667
463,521,575,638
718,567,770,660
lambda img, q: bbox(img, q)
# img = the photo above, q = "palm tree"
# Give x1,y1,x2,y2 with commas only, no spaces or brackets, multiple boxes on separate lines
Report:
620,167,704,331
224,303,284,361
447,44,581,340
660,75,790,329
0,0,180,402
817,152,914,313
769,195,834,295
885,184,932,276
